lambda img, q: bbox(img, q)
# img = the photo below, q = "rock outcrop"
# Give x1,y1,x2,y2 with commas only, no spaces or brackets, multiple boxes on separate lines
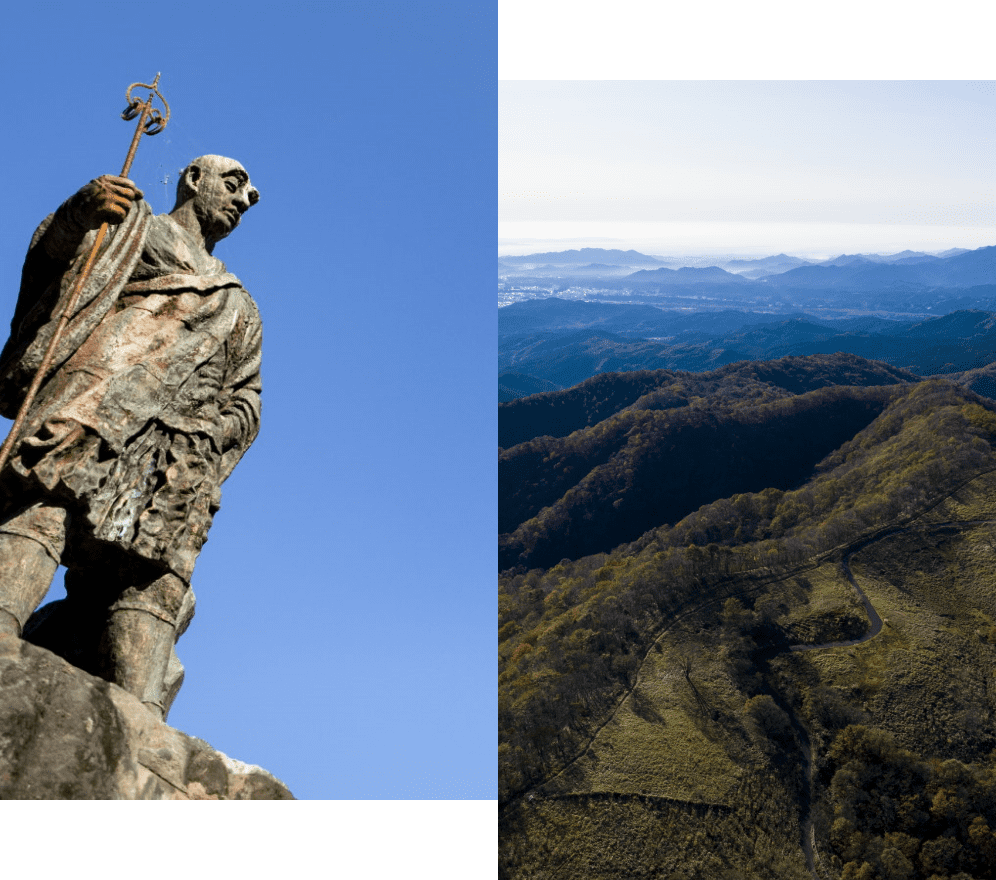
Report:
0,633,292,799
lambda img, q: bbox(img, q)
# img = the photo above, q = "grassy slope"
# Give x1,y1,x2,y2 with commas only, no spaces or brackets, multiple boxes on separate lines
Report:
500,380,996,879
502,473,996,879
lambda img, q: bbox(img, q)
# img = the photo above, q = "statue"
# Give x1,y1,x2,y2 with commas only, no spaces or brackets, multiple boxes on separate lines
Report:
0,155,261,720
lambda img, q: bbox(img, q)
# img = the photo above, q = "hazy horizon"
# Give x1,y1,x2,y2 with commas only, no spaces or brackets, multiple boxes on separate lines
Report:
500,82,996,262
498,220,992,261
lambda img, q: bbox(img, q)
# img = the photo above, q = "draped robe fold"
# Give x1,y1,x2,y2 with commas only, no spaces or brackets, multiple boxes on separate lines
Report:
0,200,262,581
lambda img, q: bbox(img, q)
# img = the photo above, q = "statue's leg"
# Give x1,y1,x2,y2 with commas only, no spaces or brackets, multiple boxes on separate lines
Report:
0,503,67,637
162,586,196,716
97,571,190,721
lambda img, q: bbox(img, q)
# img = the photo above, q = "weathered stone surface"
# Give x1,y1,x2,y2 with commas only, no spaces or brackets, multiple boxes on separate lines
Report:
0,633,292,799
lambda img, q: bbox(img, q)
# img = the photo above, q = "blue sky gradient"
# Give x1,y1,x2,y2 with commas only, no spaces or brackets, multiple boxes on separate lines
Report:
0,2,493,805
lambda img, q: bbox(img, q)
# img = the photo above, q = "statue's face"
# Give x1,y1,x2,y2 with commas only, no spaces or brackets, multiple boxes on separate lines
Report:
186,156,259,245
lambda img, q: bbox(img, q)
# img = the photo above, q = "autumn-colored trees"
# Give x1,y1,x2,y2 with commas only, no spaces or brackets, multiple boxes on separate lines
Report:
827,725,996,878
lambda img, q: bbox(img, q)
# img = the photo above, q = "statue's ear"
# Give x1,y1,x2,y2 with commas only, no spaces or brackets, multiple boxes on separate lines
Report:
183,163,202,194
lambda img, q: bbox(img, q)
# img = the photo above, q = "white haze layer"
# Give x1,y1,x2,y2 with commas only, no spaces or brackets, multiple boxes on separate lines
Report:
500,82,996,262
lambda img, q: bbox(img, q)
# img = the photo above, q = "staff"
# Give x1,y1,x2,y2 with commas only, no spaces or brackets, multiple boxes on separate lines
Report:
0,74,170,473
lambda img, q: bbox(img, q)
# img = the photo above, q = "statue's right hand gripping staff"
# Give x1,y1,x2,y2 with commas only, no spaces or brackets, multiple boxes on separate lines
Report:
0,74,170,474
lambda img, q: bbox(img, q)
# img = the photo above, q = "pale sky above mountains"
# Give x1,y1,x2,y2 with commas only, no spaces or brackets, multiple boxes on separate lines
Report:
500,81,996,258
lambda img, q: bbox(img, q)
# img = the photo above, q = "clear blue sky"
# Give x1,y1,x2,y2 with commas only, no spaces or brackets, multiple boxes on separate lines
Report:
0,0,493,817
500,80,996,258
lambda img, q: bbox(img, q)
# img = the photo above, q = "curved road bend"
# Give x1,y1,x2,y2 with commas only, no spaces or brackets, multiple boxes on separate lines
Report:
791,520,993,656
789,551,882,654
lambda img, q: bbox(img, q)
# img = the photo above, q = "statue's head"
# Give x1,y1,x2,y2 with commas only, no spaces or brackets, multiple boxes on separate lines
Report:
173,155,259,248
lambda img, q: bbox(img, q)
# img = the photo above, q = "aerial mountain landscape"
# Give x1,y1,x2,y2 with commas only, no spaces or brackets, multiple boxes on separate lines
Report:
499,247,996,879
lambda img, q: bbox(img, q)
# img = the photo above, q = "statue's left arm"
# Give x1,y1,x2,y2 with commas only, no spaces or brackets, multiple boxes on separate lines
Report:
217,293,262,481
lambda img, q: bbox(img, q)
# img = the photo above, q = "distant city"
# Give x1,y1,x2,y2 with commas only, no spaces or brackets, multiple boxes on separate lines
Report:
498,246,976,314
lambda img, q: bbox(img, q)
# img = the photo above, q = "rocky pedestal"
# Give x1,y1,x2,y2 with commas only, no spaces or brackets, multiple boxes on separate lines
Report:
0,633,293,799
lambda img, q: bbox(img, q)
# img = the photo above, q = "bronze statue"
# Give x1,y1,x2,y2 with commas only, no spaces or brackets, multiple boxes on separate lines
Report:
0,155,262,720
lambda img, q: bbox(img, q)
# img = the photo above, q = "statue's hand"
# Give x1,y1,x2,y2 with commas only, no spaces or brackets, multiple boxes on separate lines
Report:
73,175,144,229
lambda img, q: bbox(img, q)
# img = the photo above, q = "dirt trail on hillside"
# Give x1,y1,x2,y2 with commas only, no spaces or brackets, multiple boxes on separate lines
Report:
793,519,995,879
503,513,996,877
790,552,882,654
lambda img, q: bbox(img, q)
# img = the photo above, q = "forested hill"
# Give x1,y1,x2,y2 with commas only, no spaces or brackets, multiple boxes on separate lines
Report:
500,381,906,571
500,373,996,876
499,352,916,449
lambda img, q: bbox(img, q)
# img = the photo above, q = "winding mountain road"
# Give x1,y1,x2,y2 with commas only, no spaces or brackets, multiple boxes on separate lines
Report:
789,551,882,654
504,513,996,879
790,519,995,879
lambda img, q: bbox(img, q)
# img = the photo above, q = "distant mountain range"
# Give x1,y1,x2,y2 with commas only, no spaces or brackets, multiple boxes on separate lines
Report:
498,260,639,278
760,245,996,291
625,266,750,285
499,298,996,400
498,246,983,284
500,248,668,267
724,254,815,279
725,253,811,270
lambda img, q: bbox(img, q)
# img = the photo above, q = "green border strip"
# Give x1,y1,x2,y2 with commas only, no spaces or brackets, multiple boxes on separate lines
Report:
498,0,996,79
0,801,498,880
